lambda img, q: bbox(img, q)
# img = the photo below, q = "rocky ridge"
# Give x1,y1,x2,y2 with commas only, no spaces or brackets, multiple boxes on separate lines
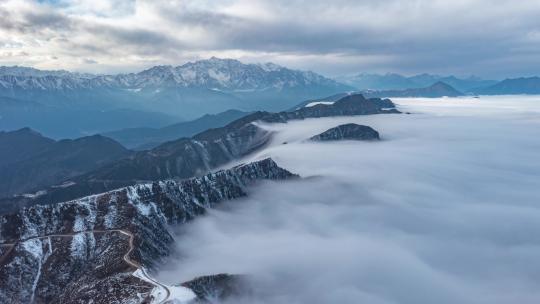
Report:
310,123,380,141
0,158,296,303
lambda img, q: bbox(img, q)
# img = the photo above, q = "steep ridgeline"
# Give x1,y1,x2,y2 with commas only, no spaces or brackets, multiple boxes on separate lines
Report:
0,158,297,304
0,128,55,167
475,77,540,95
310,123,380,141
1,94,398,213
103,109,251,150
0,131,131,199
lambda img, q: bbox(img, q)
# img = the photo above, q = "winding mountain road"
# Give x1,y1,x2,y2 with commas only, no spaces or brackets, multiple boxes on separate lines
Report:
0,229,171,304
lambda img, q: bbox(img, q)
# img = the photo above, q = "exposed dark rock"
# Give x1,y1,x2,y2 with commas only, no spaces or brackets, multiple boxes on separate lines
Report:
288,92,350,111
181,274,249,302
0,158,297,303
310,123,380,141
270,93,399,122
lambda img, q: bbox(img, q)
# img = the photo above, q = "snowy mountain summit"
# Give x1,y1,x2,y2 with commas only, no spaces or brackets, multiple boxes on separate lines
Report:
0,58,351,119
0,57,346,92
138,57,332,91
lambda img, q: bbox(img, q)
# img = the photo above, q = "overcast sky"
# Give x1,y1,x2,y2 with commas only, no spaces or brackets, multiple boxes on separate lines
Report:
0,0,539,78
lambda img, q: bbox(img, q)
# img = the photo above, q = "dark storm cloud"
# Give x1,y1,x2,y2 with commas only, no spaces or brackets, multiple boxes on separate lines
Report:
22,10,73,30
0,5,73,34
81,23,186,51
0,0,539,76
200,0,540,76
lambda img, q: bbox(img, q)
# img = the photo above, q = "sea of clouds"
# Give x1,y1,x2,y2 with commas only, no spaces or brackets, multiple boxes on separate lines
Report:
157,96,540,304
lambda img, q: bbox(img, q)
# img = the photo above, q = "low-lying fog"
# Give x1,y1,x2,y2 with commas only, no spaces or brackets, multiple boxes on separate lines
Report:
157,96,540,303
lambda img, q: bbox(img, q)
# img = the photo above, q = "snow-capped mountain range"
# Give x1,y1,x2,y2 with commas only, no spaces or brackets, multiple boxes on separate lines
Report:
0,58,351,127
0,57,347,92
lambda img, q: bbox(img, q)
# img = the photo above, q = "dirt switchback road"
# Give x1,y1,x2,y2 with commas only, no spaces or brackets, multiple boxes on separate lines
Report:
0,229,171,303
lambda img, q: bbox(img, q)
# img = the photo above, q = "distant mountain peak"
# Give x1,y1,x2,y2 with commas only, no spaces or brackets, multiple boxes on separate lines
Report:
336,72,497,92
362,81,463,98
0,58,345,93
478,76,540,95
206,56,241,63
258,62,284,72
139,65,174,73
430,81,454,88
0,58,352,120
2,127,47,138
180,57,244,69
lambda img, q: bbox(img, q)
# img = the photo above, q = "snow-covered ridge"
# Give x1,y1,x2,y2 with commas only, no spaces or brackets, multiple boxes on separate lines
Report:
0,57,344,91
305,101,335,107
0,158,297,303
0,158,295,243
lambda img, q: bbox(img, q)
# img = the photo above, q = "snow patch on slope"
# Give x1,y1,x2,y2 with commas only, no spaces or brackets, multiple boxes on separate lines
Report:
305,101,335,107
133,268,197,304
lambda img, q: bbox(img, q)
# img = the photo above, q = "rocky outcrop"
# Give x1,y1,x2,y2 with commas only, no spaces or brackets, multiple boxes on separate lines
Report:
181,274,248,302
310,123,380,141
0,158,297,304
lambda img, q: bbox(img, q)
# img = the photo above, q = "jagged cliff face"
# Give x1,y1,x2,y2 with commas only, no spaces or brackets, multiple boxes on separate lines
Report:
0,158,296,304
